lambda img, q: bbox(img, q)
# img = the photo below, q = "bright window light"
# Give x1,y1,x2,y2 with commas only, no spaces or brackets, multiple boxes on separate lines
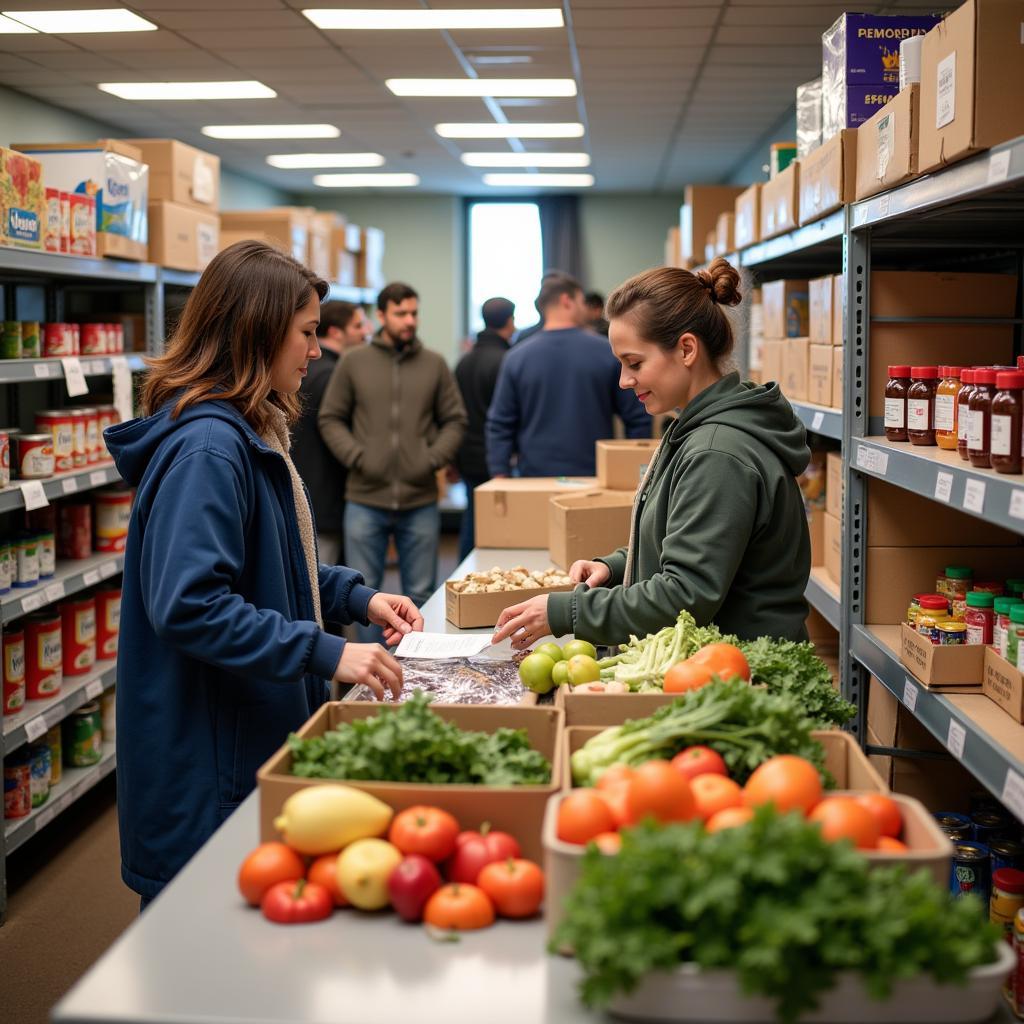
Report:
437,122,584,139
304,8,563,30
267,153,384,169
387,78,576,98
314,173,419,188
467,202,543,335
203,124,340,140
0,13,37,32
462,152,590,168
483,173,594,187
1,8,156,32
99,81,276,101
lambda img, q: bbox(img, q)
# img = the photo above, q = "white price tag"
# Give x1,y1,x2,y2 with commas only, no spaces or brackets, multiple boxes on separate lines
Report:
85,679,103,700
934,471,954,503
60,357,89,398
936,51,956,129
100,560,118,578
82,570,101,587
963,478,986,514
83,360,104,376
902,676,919,712
24,714,48,742
34,806,56,833
89,470,107,487
811,411,825,431
988,150,1011,185
61,477,78,495
1010,490,1024,521
946,719,967,760
879,194,891,218
43,706,64,730
33,362,53,379
855,444,889,476
21,592,45,613
111,356,134,425
1001,768,1024,822
44,582,64,603
19,480,48,511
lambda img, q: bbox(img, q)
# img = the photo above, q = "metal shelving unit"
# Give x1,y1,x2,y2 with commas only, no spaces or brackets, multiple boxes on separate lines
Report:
0,354,146,385
791,400,843,441
327,282,377,304
0,552,124,625
0,247,157,285
805,566,841,631
0,462,120,514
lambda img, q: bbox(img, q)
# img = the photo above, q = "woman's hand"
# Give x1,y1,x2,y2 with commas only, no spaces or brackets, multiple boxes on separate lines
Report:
368,592,424,647
333,643,403,700
569,559,611,587
491,595,552,651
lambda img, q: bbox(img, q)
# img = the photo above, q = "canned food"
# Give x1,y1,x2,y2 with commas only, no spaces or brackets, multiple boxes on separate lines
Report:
935,812,973,842
109,323,124,353
46,723,62,785
952,841,992,904
0,427,9,487
95,586,120,659
937,621,967,644
3,626,25,715
80,323,105,356
14,532,40,589
37,531,55,579
0,540,12,594
2,321,21,360
20,321,40,359
69,323,80,355
25,611,61,700
992,839,1024,873
13,433,55,479
64,702,102,767
973,810,1013,845
28,742,50,807
96,406,118,461
78,407,100,465
43,323,72,358
60,597,95,676
35,410,74,472
4,751,31,819
100,689,115,740
58,501,92,560
94,488,132,553
68,409,88,468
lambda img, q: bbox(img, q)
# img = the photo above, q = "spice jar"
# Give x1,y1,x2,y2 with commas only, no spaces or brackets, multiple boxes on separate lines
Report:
1010,605,1024,669
995,597,1024,658
957,369,976,461
990,868,1024,943
937,567,973,613
937,621,967,645
968,368,997,468
907,366,938,445
991,371,1024,475
965,590,995,646
884,364,911,442
916,594,953,643
935,366,962,450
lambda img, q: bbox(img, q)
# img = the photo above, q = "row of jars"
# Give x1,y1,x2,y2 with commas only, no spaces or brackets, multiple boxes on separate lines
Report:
1,320,125,360
885,363,1024,474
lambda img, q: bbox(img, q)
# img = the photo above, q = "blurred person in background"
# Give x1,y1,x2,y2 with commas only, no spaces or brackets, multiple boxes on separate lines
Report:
454,296,515,560
585,291,609,336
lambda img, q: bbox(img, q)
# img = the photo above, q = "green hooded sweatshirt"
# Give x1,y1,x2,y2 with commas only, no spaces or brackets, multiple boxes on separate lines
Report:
547,373,811,645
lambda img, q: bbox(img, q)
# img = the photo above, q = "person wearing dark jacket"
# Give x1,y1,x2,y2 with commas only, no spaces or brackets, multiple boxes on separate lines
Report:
486,273,651,477
492,259,811,649
454,296,514,559
106,242,423,906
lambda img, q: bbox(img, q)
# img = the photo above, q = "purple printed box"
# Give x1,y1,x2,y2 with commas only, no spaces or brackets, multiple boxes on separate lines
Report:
823,13,941,86
824,83,900,139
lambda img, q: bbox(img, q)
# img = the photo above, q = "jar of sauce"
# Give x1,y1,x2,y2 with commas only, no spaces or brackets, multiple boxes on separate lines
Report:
957,368,976,461
909,591,948,625
994,597,1024,658
965,590,995,645
1009,605,1024,668
907,366,938,445
991,371,1024,475
916,594,953,643
884,364,911,442
935,366,962,450
968,368,997,468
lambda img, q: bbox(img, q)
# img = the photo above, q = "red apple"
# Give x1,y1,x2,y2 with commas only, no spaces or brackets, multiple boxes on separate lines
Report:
448,828,521,884
387,855,442,923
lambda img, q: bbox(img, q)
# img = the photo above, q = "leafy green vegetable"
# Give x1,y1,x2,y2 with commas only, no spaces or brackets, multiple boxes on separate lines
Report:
597,611,717,687
288,690,551,786
553,809,999,1024
570,678,828,787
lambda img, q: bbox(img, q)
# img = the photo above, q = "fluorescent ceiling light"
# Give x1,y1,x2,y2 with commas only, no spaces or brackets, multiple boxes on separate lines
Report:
203,124,340,140
462,152,590,168
1,8,156,32
99,81,276,101
0,13,36,32
483,173,594,187
387,78,576,98
469,56,533,65
267,153,384,169
314,173,419,188
437,122,584,139
303,8,563,30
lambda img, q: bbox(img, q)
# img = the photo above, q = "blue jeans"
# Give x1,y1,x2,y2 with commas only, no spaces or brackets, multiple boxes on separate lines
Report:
458,475,488,562
344,501,440,643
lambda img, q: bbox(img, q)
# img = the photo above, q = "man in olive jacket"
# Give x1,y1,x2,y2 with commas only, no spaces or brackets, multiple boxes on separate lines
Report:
319,282,467,642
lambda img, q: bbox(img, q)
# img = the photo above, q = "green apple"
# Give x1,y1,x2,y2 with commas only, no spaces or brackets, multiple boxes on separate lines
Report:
337,838,402,910
518,652,556,694
535,641,565,663
566,654,601,686
562,639,598,661
552,660,570,687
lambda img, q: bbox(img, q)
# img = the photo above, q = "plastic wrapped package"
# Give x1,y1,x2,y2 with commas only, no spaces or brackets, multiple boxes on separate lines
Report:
796,78,823,158
348,653,530,705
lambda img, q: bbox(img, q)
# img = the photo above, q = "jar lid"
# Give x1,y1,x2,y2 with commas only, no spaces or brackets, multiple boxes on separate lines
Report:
973,368,997,385
966,590,995,608
993,868,1024,895
910,366,938,379
961,368,975,384
945,566,973,579
887,365,911,377
939,366,963,378
1011,605,1024,623
994,596,1023,614
995,371,1024,390
918,595,950,610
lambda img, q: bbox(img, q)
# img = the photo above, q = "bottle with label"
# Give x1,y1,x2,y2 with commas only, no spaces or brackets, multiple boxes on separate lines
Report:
995,597,1024,658
991,371,1024,475
964,590,995,646
968,368,997,469
884,365,911,442
957,368,976,461
907,366,938,446
934,366,962,450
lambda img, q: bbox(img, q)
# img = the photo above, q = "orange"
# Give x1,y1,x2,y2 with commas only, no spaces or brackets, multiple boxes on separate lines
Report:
854,793,903,839
590,831,622,854
690,774,744,821
875,836,910,853
743,755,823,815
809,796,881,849
625,760,696,825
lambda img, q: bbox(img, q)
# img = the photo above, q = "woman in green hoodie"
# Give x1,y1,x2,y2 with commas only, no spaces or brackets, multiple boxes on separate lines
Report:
492,257,811,649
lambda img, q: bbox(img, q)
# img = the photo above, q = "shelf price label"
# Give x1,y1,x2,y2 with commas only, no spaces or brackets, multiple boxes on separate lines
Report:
856,444,889,476
85,679,104,700
1010,490,1024,521
33,362,55,379
61,357,89,398
83,569,101,587
44,582,64,603
19,480,48,511
21,591,45,613
89,470,107,487
946,719,967,760
902,676,919,713
934,472,954,503
963,479,986,514
61,477,78,495
811,411,825,432
100,560,119,578
1002,769,1024,822
24,714,48,743
988,150,1011,185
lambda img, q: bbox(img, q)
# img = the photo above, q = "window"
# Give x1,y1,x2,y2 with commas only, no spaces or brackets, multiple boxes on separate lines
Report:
466,201,543,336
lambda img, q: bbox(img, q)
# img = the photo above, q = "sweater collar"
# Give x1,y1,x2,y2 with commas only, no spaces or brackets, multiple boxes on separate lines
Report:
475,328,511,350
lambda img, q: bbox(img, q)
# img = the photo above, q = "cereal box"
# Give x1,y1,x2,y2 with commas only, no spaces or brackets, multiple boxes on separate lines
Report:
0,147,44,250
43,187,62,253
68,193,96,257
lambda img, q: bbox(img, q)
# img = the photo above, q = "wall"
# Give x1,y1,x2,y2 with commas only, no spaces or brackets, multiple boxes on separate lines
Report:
728,105,798,186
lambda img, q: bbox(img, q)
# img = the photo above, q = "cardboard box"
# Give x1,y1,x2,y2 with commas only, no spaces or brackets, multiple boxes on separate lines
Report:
832,273,844,345
983,647,1024,724
596,439,659,491
146,200,219,273
855,85,920,201
337,251,357,287
679,184,745,262
871,270,1017,319
900,622,985,688
918,0,1024,174
826,451,843,520
762,279,809,340
257,702,564,862
715,212,734,255
126,139,219,211
549,490,633,570
554,687,677,728
474,477,599,549
0,147,43,250
832,346,843,410
733,183,761,250
358,226,385,290
799,130,857,225
809,276,834,344
824,510,842,586
759,161,800,240
868,675,899,746
664,225,681,267
307,211,336,280
808,505,825,566
761,339,784,385
344,221,362,253
808,343,834,406
445,580,574,629
219,207,310,263
781,337,810,401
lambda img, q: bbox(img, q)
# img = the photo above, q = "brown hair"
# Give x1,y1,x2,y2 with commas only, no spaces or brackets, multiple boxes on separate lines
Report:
377,281,418,312
536,272,583,313
606,257,742,365
317,300,359,337
142,240,327,433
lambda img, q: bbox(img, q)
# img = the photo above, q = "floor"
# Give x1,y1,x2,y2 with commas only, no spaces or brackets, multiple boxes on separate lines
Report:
1,530,463,1024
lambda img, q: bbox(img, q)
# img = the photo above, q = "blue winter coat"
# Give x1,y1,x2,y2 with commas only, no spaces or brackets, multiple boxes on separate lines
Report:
106,400,375,899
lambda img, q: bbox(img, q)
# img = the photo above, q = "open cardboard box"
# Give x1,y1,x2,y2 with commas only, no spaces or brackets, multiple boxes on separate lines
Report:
899,622,985,690
445,580,573,629
257,702,565,862
983,646,1024,725
548,489,633,570
554,686,678,728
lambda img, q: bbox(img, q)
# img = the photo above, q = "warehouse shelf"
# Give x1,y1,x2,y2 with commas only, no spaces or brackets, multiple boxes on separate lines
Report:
0,247,157,285
0,462,119,514
806,566,840,631
851,624,1024,822
0,552,124,625
738,210,844,273
157,267,201,289
791,400,842,441
4,746,116,855
0,354,146,384
3,659,116,755
327,283,376,304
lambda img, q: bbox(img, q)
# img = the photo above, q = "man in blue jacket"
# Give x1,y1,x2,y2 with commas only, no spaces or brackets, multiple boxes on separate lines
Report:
486,273,651,477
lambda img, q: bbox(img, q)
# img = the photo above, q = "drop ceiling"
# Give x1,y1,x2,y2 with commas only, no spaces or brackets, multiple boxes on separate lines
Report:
0,0,951,195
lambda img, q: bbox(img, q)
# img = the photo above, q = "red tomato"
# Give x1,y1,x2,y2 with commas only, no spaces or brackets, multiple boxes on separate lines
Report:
743,755,823,815
447,826,521,884
625,760,696,825
260,879,333,924
557,790,616,844
690,774,744,821
854,793,903,839
388,806,460,862
671,746,728,781
688,643,751,682
876,836,909,853
705,806,754,833
596,784,631,829
595,764,634,791
809,797,881,850
237,842,305,907
663,661,714,693
477,859,545,918
307,853,348,907
423,884,495,931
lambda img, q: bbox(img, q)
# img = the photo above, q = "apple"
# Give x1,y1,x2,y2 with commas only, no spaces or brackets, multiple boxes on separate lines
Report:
387,854,442,922
337,838,402,911
566,654,601,685
562,639,597,661
534,642,564,662
518,652,556,694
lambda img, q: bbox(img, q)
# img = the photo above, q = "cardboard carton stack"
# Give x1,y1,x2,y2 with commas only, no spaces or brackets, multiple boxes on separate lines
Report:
678,185,744,266
808,275,843,411
220,207,310,264
760,279,810,399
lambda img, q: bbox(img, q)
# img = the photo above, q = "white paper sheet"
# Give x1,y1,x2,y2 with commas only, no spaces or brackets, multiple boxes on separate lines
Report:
395,631,494,659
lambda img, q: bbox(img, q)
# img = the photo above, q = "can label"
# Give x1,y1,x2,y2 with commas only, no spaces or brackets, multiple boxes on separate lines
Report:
3,632,25,714
36,415,73,472
81,323,105,355
65,706,102,766
61,600,96,675
29,744,51,807
26,618,62,699
935,393,956,432
0,545,12,593
17,436,54,479
58,503,92,560
85,413,100,464
70,414,87,468
4,762,31,819
96,588,121,659
44,188,62,253
15,538,39,588
884,397,905,428
94,493,132,551
38,534,55,578
46,723,62,785
21,321,40,359
908,397,930,430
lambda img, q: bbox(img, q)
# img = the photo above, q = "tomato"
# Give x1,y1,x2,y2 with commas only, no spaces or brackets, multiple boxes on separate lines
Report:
552,661,570,687
688,643,751,682
477,858,545,918
596,764,634,791
590,831,622,854
876,836,909,853
854,793,903,839
535,642,564,663
743,755,823,815
705,806,754,833
307,853,348,907
388,806,460,862
691,774,743,821
663,660,714,693
260,879,333,924
448,826,521,884
625,760,696,825
423,883,495,931
808,796,881,849
562,639,597,660
670,746,728,781
557,790,616,844
518,652,556,694
237,842,306,907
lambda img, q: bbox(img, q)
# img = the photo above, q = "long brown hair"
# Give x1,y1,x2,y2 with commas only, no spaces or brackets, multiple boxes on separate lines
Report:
142,240,328,433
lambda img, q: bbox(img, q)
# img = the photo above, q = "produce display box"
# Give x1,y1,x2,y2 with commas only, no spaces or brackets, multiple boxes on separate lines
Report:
595,439,659,492
445,580,573,629
899,622,985,690
258,702,564,862
983,646,1024,724
548,489,633,570
554,686,678,727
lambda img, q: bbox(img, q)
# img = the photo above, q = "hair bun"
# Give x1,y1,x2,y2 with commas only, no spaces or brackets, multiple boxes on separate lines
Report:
697,257,742,308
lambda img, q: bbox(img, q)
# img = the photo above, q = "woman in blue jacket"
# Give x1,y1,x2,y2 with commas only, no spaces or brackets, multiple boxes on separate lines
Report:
106,241,423,905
